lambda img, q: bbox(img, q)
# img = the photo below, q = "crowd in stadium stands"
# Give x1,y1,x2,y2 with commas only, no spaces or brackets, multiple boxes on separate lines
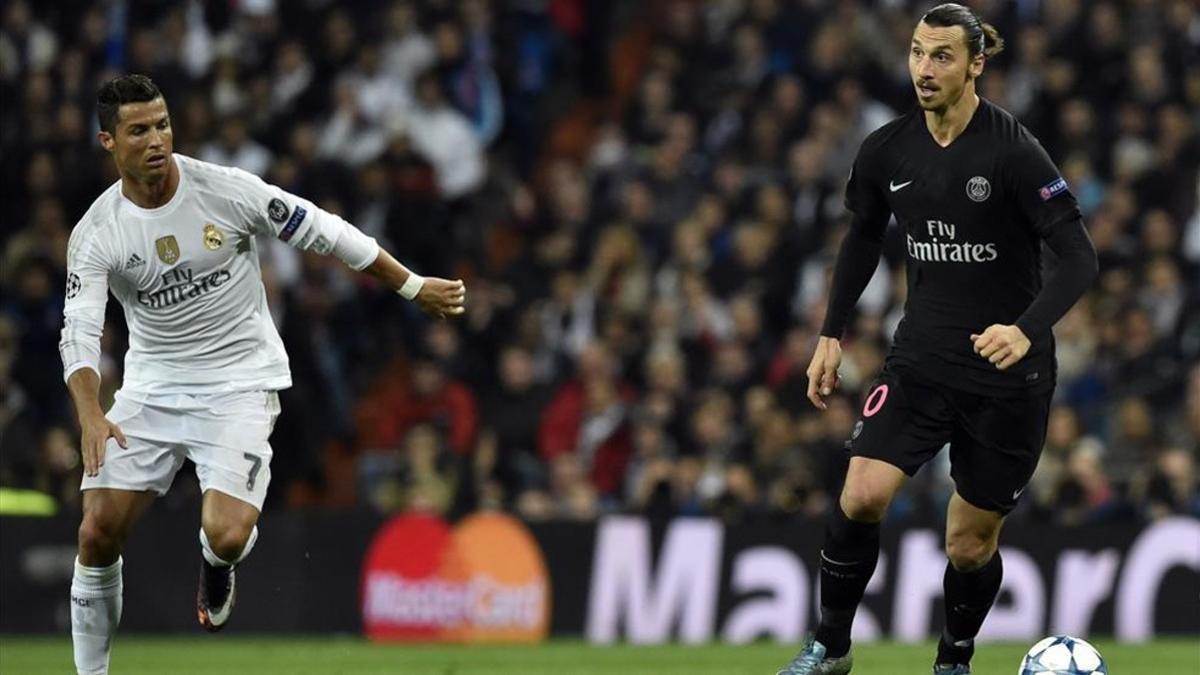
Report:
1,0,1197,527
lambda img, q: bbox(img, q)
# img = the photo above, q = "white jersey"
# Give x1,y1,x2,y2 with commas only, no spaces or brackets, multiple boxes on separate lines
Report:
60,154,379,394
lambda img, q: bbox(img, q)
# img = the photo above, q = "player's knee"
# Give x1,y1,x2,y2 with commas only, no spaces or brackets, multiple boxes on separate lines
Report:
945,533,996,571
204,522,255,561
839,485,891,522
78,515,125,560
202,508,257,559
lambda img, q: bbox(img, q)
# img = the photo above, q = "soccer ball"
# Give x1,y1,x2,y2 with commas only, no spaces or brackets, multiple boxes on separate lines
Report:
1019,635,1108,674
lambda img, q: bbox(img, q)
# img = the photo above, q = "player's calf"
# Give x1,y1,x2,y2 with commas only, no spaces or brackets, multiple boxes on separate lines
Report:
810,458,904,659
72,556,123,675
813,505,881,659
937,551,1003,668
72,490,155,672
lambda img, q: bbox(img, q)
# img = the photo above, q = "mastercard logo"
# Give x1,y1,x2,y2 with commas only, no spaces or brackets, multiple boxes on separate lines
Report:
361,512,550,642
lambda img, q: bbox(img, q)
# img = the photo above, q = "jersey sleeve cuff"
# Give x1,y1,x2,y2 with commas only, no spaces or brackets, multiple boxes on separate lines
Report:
331,228,379,271
63,361,100,384
1014,316,1046,341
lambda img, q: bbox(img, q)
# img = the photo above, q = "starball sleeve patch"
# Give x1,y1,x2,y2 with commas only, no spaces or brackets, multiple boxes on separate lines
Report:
267,198,289,223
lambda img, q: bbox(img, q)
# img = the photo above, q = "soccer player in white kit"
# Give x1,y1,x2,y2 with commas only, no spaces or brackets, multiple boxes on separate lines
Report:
60,74,466,674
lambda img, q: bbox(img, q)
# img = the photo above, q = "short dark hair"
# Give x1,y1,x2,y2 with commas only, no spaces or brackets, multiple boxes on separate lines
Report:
96,74,162,134
921,3,1005,60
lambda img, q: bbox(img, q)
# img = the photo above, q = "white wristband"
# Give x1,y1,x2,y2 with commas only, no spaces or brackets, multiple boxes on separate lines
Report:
398,273,425,300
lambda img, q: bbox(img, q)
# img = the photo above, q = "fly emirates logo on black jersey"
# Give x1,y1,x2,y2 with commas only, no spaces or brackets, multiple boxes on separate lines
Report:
906,219,998,263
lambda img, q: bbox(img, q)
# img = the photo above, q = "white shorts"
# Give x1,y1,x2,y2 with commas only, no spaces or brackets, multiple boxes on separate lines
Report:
81,390,281,511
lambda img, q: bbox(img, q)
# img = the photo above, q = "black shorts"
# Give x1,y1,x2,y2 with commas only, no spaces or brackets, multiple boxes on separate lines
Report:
846,364,1051,515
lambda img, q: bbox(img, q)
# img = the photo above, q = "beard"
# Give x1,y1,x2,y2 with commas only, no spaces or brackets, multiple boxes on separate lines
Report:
917,73,971,112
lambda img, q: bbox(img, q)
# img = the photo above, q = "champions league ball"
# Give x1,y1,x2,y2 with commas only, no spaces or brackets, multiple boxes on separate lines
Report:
1020,635,1108,675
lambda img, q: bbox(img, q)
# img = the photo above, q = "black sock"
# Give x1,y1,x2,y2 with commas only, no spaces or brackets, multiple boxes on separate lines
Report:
813,506,881,659
937,551,1003,665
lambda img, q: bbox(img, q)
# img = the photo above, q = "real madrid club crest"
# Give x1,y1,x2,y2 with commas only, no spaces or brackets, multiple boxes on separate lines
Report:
203,223,224,250
155,235,180,264
966,175,991,203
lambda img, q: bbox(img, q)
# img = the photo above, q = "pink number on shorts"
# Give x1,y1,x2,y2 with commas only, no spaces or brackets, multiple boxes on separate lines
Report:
863,384,889,418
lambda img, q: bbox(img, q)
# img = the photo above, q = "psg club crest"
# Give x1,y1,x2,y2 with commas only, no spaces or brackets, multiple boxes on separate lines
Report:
155,235,180,264
966,176,991,202
203,223,224,251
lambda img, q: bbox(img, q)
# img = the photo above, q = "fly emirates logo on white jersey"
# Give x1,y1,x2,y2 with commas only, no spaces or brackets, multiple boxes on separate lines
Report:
906,219,998,263
136,266,233,309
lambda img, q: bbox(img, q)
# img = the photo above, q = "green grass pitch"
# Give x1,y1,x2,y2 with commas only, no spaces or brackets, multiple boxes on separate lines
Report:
1,636,1196,674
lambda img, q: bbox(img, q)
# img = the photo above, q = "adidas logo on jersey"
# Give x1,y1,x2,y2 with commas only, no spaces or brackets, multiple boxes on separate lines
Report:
126,253,147,270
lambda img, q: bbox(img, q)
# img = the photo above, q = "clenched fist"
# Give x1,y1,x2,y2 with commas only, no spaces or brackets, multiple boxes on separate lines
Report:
416,278,466,319
971,324,1030,370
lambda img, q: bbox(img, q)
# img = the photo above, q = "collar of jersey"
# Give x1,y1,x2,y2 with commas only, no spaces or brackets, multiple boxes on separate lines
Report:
119,154,189,219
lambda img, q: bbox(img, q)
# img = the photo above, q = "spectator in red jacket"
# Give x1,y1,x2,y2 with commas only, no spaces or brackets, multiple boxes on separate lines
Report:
538,340,635,496
383,356,479,456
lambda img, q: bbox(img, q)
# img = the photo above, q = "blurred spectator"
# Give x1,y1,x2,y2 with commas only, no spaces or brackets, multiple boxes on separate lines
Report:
318,78,390,169
433,8,504,145
480,345,553,502
1132,447,1200,520
516,453,598,522
198,115,272,175
1106,305,1184,408
360,424,457,515
538,342,634,498
0,1,57,80
624,416,679,517
383,2,435,86
4,256,66,424
1055,440,1118,526
586,225,652,317
404,69,485,200
0,316,40,489
373,356,479,458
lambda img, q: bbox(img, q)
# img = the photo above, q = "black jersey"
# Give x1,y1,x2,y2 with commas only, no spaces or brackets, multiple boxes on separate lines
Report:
845,98,1081,396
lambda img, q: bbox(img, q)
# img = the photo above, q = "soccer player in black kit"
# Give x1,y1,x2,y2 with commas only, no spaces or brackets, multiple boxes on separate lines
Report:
777,5,1097,675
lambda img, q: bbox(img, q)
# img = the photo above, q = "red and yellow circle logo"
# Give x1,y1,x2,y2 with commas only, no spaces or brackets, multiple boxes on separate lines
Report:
361,512,550,642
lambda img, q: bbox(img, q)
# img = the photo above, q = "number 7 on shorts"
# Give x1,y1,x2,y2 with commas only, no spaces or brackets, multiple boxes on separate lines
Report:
243,453,262,491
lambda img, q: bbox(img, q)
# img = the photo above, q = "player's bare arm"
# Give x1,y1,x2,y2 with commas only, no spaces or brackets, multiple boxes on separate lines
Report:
66,367,127,477
363,248,466,319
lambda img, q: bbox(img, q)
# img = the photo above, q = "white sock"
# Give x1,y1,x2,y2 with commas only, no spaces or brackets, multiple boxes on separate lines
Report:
199,525,258,567
71,556,123,675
